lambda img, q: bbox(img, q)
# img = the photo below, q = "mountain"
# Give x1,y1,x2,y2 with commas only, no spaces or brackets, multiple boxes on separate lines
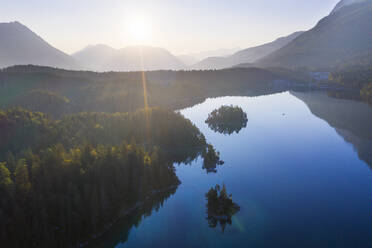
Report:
70,44,118,71
191,32,304,70
72,45,185,72
191,56,235,70
182,48,241,61
257,0,372,69
177,55,199,66
229,32,304,65
0,21,80,70
331,0,368,14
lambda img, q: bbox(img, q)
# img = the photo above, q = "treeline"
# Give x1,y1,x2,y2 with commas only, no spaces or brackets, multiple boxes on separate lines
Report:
0,142,179,247
10,90,71,118
0,107,206,161
0,65,288,115
88,188,177,248
329,66,372,89
361,82,372,104
329,66,372,104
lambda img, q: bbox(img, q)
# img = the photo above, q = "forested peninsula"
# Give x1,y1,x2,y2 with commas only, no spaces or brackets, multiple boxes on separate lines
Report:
0,107,208,247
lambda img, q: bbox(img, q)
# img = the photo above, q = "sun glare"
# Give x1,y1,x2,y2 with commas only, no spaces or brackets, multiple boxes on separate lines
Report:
128,16,151,44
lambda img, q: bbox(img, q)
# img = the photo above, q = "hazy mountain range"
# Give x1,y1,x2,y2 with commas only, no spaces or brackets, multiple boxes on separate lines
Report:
72,45,185,71
177,47,241,65
0,0,371,71
190,31,304,70
177,55,199,66
0,22,185,71
0,21,80,70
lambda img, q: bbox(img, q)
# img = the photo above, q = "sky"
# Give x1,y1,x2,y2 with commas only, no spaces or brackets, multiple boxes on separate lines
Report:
1,0,340,55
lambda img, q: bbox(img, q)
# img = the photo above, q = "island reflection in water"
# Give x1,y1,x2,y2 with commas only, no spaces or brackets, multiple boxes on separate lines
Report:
205,184,240,232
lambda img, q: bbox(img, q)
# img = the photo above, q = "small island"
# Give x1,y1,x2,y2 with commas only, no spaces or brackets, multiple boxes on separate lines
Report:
205,184,240,232
202,144,224,173
205,105,248,135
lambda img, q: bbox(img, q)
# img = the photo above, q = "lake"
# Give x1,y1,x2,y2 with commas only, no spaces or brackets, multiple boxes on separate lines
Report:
93,91,372,248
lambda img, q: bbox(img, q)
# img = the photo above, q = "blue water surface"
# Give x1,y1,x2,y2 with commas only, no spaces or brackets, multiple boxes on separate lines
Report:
104,91,372,248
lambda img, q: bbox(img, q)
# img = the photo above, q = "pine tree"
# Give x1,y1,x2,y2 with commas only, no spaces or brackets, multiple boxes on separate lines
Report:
15,159,31,195
0,162,13,194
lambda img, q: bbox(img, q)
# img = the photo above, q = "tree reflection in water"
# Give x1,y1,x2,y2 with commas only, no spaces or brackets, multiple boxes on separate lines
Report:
202,144,224,173
205,184,240,232
87,187,177,248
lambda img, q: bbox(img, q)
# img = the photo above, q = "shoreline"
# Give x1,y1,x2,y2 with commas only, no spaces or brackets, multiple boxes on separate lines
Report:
78,184,180,248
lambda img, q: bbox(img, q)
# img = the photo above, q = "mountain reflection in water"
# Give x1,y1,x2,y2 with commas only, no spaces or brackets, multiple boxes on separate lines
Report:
292,91,372,169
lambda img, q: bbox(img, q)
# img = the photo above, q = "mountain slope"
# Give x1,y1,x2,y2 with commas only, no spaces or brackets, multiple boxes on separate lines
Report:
0,21,79,70
257,0,372,69
181,48,241,61
72,45,185,71
331,0,368,14
177,55,199,66
191,31,303,70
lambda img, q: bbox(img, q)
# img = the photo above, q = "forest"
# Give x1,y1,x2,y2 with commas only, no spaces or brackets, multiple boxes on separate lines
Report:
0,142,179,247
0,107,206,160
0,65,298,116
0,107,210,247
329,66,372,104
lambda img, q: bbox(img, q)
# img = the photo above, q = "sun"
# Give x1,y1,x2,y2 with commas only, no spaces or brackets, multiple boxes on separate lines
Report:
128,15,151,44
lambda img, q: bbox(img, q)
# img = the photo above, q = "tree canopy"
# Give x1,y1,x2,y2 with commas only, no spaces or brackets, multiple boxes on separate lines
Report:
205,105,248,135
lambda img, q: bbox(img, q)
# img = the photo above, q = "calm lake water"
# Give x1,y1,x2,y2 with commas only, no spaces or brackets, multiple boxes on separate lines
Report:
95,91,372,248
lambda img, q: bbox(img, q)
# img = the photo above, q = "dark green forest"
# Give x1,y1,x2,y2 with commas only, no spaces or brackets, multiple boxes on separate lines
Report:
329,66,372,104
0,107,206,160
0,107,210,247
0,65,294,116
0,142,178,247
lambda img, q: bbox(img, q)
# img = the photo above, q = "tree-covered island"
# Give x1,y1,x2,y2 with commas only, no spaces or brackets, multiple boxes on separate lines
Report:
205,105,248,135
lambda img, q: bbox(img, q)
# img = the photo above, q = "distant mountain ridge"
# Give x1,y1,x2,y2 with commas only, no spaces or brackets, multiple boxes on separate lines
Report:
0,21,80,70
181,47,241,61
191,31,304,70
331,0,368,14
72,44,185,72
4,0,370,73
257,0,372,69
0,21,185,72
177,55,199,66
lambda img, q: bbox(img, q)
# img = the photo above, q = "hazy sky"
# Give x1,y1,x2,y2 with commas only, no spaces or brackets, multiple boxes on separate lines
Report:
1,0,340,55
